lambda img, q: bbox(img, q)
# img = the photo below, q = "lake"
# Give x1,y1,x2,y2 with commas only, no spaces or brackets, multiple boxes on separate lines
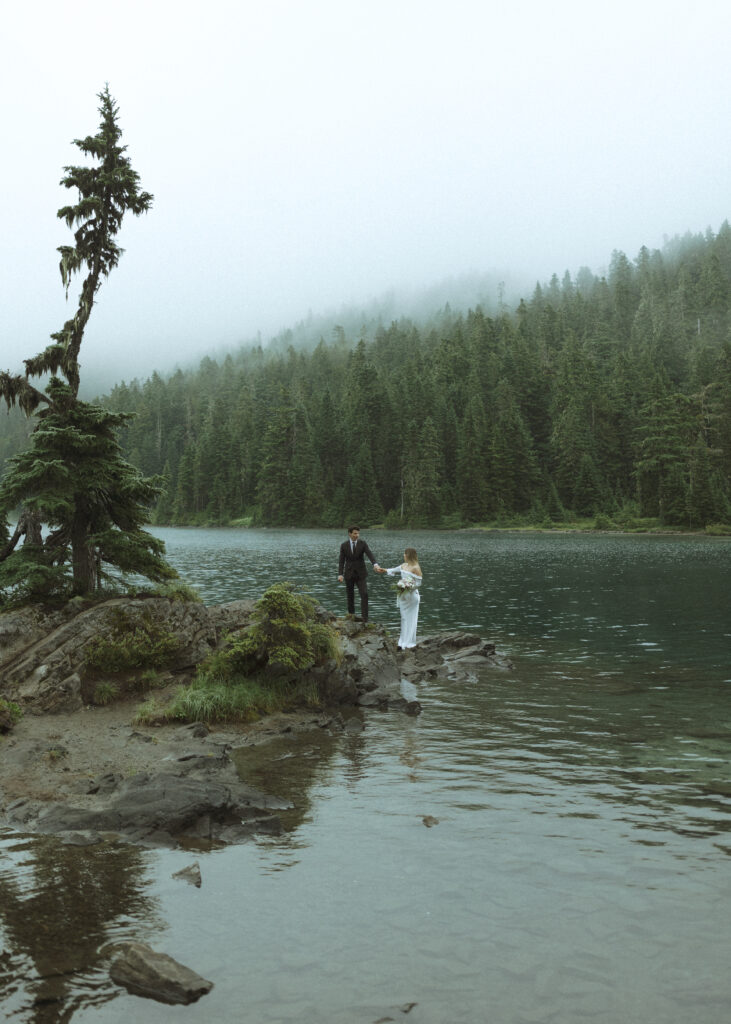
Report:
1,529,730,1023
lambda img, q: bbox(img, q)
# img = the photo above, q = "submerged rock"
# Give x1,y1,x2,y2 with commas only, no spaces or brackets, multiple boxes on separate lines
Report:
173,861,202,887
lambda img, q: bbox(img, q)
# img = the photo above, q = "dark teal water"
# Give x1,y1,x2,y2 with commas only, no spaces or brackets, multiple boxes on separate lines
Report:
1,530,730,1023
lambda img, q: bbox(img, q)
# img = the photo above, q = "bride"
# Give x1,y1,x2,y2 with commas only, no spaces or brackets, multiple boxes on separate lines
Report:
379,547,423,649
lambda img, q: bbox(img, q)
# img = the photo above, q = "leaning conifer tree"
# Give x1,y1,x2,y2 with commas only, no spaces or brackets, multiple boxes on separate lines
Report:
0,86,177,603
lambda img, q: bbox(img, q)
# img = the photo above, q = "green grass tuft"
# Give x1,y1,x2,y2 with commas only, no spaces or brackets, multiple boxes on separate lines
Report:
93,681,119,705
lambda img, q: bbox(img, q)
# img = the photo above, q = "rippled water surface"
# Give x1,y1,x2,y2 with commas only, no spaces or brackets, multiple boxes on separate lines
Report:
1,530,730,1022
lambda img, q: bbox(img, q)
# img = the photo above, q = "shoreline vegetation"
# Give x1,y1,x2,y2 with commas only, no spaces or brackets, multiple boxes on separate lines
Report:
170,517,731,537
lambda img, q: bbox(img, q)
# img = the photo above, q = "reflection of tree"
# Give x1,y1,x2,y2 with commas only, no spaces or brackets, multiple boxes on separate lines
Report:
235,729,340,841
341,724,368,786
234,720,370,841
0,834,160,1022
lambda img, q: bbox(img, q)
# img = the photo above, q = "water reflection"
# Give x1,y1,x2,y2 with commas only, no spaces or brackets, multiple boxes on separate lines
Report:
232,715,369,870
0,833,160,1021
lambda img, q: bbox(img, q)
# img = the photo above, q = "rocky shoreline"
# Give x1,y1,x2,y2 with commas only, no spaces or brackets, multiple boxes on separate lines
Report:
0,597,511,849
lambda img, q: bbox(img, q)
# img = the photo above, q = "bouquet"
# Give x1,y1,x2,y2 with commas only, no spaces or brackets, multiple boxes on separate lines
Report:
392,577,417,598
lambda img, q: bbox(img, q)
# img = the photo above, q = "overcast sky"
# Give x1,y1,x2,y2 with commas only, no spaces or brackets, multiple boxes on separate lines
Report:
1,0,730,386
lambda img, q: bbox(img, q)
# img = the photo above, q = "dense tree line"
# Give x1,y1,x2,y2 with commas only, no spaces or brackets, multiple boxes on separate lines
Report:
5,224,731,532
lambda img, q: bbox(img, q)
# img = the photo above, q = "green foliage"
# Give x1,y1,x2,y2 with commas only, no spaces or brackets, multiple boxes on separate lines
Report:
92,681,119,705
139,668,162,689
133,696,166,725
199,582,337,684
0,697,23,733
84,606,179,673
145,580,202,603
0,87,175,602
157,583,339,725
309,621,342,665
705,522,731,536
159,675,322,725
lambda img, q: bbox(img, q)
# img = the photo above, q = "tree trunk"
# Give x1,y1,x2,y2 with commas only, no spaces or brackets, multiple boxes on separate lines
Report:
71,513,96,594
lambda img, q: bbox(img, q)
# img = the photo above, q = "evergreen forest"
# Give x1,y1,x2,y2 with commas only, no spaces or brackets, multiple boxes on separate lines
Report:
4,224,731,533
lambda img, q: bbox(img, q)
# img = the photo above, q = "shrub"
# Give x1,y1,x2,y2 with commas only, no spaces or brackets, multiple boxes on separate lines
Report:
438,511,465,529
206,582,334,682
309,621,341,665
705,522,731,536
0,697,23,733
147,581,202,603
383,509,406,529
133,696,166,725
164,582,340,724
84,606,179,673
159,675,322,725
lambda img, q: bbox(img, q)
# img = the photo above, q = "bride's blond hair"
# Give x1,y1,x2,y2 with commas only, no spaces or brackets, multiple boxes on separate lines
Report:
404,547,421,572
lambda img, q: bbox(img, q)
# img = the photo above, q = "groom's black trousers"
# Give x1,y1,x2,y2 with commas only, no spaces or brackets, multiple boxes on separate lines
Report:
345,575,369,622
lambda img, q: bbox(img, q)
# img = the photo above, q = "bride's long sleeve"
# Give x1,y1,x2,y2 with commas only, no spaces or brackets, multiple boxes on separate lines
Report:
386,566,422,585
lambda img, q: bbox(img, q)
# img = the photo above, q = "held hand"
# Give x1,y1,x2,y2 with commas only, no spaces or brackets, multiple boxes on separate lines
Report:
338,575,344,583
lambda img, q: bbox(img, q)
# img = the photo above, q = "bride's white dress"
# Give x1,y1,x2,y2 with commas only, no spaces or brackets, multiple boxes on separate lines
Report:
385,566,422,648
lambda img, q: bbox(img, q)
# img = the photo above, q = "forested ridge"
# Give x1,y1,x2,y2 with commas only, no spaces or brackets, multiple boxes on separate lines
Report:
4,225,731,532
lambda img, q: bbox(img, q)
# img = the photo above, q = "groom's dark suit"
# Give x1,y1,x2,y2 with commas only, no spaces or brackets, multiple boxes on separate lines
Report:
338,537,379,622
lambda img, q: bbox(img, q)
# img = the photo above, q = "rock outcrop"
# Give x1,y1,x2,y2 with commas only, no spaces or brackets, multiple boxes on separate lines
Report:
0,597,255,714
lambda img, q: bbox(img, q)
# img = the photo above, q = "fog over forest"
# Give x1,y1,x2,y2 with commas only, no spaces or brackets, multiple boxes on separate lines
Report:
2,1,729,389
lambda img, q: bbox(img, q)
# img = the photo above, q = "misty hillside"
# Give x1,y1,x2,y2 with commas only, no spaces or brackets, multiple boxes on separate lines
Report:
2,224,730,531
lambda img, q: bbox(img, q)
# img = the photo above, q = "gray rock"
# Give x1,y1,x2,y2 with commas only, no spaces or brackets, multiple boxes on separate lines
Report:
108,940,213,1004
16,769,287,846
399,632,512,681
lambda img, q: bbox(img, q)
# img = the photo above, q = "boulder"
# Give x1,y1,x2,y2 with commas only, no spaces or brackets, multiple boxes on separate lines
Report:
108,941,213,1004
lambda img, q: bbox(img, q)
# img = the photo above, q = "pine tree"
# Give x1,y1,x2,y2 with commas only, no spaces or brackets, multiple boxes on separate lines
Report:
0,87,175,602
687,437,717,527
456,394,491,521
404,417,442,525
634,391,694,520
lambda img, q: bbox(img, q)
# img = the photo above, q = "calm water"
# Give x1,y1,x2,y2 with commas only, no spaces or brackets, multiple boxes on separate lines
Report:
1,530,730,1023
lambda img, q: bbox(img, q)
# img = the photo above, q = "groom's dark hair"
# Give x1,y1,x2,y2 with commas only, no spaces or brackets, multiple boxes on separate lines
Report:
348,525,360,533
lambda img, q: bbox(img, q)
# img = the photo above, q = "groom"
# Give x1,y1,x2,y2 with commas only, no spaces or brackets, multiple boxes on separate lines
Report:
338,526,381,623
